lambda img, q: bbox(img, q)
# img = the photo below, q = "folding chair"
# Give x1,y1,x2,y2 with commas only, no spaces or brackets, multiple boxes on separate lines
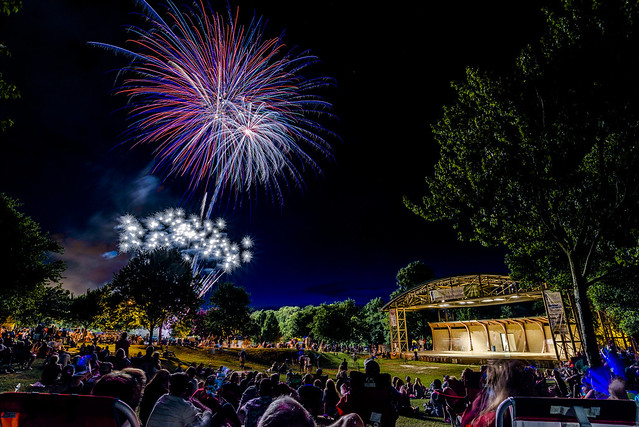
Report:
495,396,639,427
0,392,139,427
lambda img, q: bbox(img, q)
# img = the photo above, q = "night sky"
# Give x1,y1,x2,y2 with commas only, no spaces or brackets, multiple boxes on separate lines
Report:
0,1,545,308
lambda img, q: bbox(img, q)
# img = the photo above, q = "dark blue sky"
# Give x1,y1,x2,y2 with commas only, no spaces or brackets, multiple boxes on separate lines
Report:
0,1,544,308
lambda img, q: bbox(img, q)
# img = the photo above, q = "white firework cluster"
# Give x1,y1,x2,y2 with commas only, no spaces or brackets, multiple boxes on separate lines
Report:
117,208,252,274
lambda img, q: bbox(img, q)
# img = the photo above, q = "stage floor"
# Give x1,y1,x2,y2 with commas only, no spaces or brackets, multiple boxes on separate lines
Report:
408,350,559,367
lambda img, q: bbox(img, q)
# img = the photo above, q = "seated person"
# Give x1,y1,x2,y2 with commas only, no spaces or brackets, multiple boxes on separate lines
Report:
146,372,211,427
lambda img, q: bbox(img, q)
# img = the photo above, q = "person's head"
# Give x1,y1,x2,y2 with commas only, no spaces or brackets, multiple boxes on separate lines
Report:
313,379,322,389
145,346,154,356
62,364,75,378
480,361,537,416
302,373,314,385
270,372,280,385
186,366,197,379
168,372,192,398
257,396,315,427
405,376,411,384
315,368,322,377
259,378,273,397
325,379,339,396
92,371,144,410
115,348,126,359
608,377,629,400
120,332,128,340
99,362,113,376
364,359,380,376
121,368,147,394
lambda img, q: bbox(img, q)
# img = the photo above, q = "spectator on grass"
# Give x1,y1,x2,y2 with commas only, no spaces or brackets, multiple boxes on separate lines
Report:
40,354,62,386
113,347,131,371
115,332,131,358
608,377,629,400
297,373,324,416
238,378,273,427
186,366,199,391
466,361,537,427
219,371,243,410
323,378,341,418
413,377,426,399
258,396,365,427
139,369,170,426
239,373,264,408
146,372,211,427
92,370,145,412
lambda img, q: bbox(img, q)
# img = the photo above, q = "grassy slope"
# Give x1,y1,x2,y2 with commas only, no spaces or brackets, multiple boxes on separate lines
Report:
1,345,474,426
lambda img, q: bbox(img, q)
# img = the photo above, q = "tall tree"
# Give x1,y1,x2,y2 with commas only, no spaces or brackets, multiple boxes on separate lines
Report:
109,248,202,338
406,0,639,367
355,297,389,347
287,305,317,339
274,306,301,340
0,194,65,323
390,261,435,300
204,282,252,339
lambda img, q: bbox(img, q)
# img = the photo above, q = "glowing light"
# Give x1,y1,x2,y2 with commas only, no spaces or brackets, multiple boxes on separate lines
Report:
116,208,252,296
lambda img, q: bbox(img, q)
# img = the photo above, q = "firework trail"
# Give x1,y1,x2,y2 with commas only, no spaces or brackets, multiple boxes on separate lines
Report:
93,0,336,211
117,208,252,297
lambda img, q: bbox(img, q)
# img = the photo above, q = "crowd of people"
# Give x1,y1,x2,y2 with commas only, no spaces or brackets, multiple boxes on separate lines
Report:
2,324,639,426
421,346,639,426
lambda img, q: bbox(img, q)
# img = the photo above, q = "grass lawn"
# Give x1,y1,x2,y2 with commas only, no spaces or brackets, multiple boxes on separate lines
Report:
0,345,473,426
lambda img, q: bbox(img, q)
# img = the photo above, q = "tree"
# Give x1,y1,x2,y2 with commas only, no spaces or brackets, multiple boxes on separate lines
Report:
274,306,301,340
0,1,21,132
204,282,252,338
249,310,281,344
288,305,317,339
356,297,389,347
0,194,65,324
109,248,202,338
406,0,639,367
390,261,435,300
69,287,109,330
311,300,359,344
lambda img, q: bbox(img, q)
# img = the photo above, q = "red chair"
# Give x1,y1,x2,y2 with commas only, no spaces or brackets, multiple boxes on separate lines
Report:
0,392,139,427
495,396,639,427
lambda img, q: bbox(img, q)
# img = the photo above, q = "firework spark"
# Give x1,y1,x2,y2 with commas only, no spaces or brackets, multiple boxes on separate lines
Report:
117,208,252,296
94,0,336,209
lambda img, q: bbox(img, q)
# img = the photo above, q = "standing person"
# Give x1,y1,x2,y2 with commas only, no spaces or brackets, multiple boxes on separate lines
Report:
239,349,247,369
115,332,131,358
146,372,212,427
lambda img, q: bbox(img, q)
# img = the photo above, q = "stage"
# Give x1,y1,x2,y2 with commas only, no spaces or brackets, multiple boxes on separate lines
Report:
403,350,559,368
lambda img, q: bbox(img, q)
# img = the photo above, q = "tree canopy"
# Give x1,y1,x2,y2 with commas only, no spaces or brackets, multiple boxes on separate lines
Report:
204,282,252,338
406,0,639,367
0,194,65,324
109,248,202,338
389,260,435,300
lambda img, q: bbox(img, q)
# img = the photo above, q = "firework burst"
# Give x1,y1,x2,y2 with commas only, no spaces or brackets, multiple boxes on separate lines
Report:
117,208,252,296
94,0,336,209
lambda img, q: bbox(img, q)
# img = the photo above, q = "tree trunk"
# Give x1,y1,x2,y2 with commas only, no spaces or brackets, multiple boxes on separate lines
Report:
148,323,155,345
568,253,601,368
